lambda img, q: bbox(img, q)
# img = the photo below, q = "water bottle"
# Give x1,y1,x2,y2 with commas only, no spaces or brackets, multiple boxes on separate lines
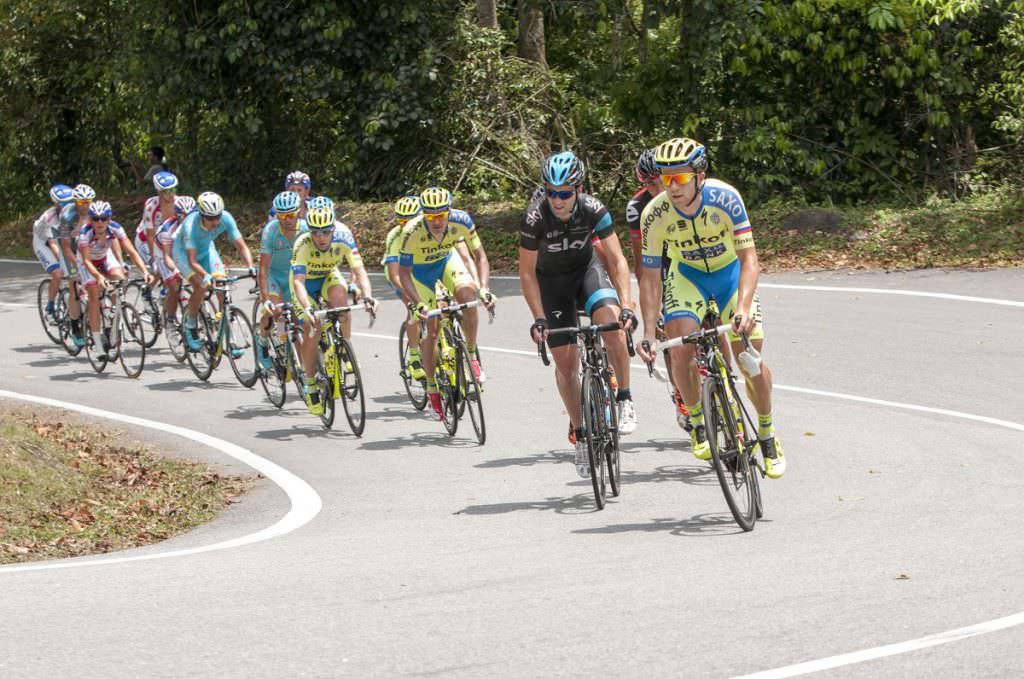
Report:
737,347,762,376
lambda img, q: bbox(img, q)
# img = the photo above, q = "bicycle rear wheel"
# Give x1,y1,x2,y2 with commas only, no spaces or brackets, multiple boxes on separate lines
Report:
398,322,427,410
583,371,608,509
317,351,336,429
455,343,485,444
124,282,161,348
435,359,459,436
37,279,62,344
84,300,109,373
337,336,366,436
118,302,146,378
226,306,258,388
703,377,756,531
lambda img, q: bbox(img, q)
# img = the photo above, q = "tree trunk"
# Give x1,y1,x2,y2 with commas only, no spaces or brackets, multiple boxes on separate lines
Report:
517,0,546,66
477,0,498,29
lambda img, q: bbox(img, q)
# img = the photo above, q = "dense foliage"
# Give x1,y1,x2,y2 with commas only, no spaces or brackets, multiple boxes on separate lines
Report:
1,0,1021,213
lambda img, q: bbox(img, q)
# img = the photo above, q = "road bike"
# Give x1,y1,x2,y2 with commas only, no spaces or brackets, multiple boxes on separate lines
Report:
538,320,632,509
84,278,147,377
308,304,371,435
36,277,66,345
184,274,258,387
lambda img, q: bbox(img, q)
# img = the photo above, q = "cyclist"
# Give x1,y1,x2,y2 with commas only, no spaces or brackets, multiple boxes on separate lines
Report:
290,201,376,415
136,171,178,272
519,151,638,478
155,195,196,334
57,184,98,346
34,184,74,323
636,137,785,478
77,200,155,357
171,191,257,352
255,190,309,369
383,195,426,379
398,187,496,419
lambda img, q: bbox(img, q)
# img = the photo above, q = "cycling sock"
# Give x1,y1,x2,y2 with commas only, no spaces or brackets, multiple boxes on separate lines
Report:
466,342,477,355
758,413,774,440
409,348,421,360
45,300,55,313
426,377,437,393
616,388,631,402
574,427,586,441
688,401,704,427
92,331,103,350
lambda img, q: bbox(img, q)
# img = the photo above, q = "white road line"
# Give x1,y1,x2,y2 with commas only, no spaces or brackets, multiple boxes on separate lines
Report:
759,283,1024,308
730,611,1024,679
0,302,35,308
0,390,323,574
0,258,35,264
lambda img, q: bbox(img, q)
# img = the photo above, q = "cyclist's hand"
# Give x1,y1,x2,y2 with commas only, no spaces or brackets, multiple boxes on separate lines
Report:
363,296,378,314
247,266,258,279
201,273,213,288
637,338,658,364
347,282,361,301
260,299,276,318
409,301,429,320
732,311,755,337
479,287,496,310
530,317,548,344
618,307,638,333
97,275,108,291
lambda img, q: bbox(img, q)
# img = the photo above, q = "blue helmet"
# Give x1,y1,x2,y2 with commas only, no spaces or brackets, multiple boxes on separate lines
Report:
308,195,333,212
49,184,73,205
88,200,113,219
273,191,301,214
285,170,311,190
541,151,585,187
153,171,179,192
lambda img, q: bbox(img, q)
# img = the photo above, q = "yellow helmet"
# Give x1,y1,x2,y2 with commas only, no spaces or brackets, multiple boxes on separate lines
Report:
419,186,452,213
306,205,335,229
654,137,708,172
394,195,421,219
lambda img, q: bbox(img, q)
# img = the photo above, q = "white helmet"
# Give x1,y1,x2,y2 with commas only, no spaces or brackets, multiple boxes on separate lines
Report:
196,191,224,217
174,195,197,216
72,184,95,201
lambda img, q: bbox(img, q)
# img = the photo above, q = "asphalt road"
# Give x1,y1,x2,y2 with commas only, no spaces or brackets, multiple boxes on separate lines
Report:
1,260,1022,678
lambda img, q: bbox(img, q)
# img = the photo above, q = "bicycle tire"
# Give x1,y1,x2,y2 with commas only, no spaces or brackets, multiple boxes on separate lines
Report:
582,370,607,509
446,326,468,420
436,359,458,436
258,335,287,408
37,279,62,344
126,281,162,349
337,336,366,436
226,306,258,388
164,303,188,363
600,370,621,497
84,302,109,373
317,350,336,430
398,322,427,411
287,336,308,408
703,377,756,531
60,289,84,356
117,302,146,378
455,343,485,445
185,306,216,381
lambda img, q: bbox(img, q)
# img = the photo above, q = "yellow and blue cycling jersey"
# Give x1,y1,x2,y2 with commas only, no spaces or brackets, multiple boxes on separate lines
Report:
290,223,363,299
382,224,404,266
399,209,480,306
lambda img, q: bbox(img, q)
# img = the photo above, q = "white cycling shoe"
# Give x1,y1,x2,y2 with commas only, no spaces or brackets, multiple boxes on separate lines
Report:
617,399,637,435
574,439,590,478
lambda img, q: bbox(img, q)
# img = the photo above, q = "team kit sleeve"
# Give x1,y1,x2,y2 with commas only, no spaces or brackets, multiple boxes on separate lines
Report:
707,182,755,251
640,200,667,269
290,235,310,277
260,222,276,255
398,222,417,267
518,192,544,251
222,212,243,242
335,225,363,268
460,222,482,251
384,227,402,264
586,195,614,239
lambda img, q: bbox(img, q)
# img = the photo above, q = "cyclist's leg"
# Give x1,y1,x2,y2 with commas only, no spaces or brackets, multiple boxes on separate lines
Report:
298,278,326,381
323,269,351,338
35,236,63,305
540,270,584,431
582,257,628,390
409,261,443,383
447,255,479,344
663,264,713,456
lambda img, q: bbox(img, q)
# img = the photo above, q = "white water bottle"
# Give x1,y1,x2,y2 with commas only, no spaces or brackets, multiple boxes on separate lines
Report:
737,346,762,376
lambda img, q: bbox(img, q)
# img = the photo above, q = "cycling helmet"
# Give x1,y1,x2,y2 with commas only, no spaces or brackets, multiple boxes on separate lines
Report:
307,195,334,212
88,200,113,219
284,170,311,190
174,196,196,216
72,184,96,201
273,190,301,214
634,148,659,183
394,195,421,219
541,151,585,187
420,187,452,213
196,191,224,217
306,205,335,229
654,137,708,172
153,171,179,192
50,184,73,205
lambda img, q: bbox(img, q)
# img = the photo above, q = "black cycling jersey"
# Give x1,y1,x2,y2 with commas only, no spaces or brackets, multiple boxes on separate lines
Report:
519,188,615,275
625,188,654,238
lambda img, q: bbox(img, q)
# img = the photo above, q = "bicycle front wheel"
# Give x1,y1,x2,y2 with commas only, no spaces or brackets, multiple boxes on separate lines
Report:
455,343,485,445
37,279,62,345
703,377,756,531
582,371,608,510
337,336,366,436
124,281,161,348
599,371,621,497
84,300,109,373
226,306,258,388
435,359,459,436
398,322,427,411
118,302,147,378
258,336,287,408
185,306,217,381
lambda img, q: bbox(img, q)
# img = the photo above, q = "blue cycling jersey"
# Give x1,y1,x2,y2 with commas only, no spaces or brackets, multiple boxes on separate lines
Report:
172,210,243,261
261,218,309,278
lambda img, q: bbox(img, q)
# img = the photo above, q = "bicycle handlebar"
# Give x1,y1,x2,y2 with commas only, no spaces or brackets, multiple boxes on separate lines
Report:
536,321,626,367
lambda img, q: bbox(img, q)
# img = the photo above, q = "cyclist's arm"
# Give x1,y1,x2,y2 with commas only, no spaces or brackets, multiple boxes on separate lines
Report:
112,236,125,265
258,252,272,302
639,267,662,343
468,240,490,291
454,241,481,287
350,261,372,301
160,239,176,274
398,263,419,306
232,237,254,270
517,247,544,321
118,233,150,276
187,247,209,281
735,246,760,323
386,261,404,297
291,271,312,312
60,237,76,268
597,231,633,310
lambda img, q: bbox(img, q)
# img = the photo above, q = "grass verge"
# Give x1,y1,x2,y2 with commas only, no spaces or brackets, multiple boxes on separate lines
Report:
0,405,253,565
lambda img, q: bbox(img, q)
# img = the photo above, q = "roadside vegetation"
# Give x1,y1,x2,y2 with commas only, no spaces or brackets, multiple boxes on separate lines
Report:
0,406,252,565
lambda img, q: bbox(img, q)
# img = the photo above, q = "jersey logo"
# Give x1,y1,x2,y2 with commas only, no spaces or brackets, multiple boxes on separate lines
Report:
545,238,588,252
626,204,639,222
582,195,603,212
552,310,563,319
707,188,745,220
525,210,541,227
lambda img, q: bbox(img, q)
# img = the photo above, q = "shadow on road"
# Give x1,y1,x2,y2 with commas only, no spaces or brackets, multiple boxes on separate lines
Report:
253,425,356,442
454,492,596,516
619,437,690,455
572,512,751,537
371,393,415,405
475,450,565,468
11,343,63,354
357,432,479,451
618,464,720,488
145,378,248,393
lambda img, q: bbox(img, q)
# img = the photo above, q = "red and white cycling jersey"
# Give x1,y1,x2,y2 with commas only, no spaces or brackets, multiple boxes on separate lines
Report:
136,196,167,243
77,222,128,261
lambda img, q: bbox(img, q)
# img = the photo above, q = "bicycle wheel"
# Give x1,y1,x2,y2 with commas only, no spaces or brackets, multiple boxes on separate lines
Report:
703,377,756,531
125,282,161,348
226,306,258,388
455,343,485,444
398,322,427,410
435,359,459,436
582,371,607,509
258,335,287,408
117,302,147,378
317,349,336,430
164,303,188,363
445,327,469,420
600,372,621,497
185,306,216,381
84,302,109,373
37,279,62,344
287,338,308,407
337,336,366,436
60,290,85,356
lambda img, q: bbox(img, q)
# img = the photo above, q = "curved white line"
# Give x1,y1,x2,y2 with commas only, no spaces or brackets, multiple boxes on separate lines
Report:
759,283,1024,308
0,390,322,574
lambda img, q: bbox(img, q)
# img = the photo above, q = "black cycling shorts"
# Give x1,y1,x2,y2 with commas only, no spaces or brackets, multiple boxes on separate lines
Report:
538,256,620,348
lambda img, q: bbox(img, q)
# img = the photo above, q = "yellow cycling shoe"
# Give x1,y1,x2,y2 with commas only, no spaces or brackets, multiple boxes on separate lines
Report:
760,437,786,478
690,424,712,461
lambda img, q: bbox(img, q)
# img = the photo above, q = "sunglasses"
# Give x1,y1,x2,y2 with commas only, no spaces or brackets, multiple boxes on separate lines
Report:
75,200,91,206
660,172,696,187
93,216,111,222
277,212,299,221
310,227,334,235
424,211,449,222
546,189,575,200
158,188,176,195
397,218,410,226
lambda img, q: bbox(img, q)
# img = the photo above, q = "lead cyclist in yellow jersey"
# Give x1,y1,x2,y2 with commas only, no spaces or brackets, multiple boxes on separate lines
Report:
398,186,496,419
291,199,377,415
636,138,785,478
